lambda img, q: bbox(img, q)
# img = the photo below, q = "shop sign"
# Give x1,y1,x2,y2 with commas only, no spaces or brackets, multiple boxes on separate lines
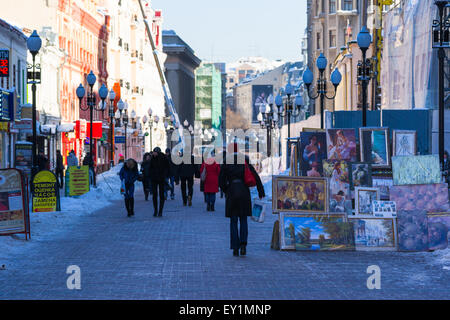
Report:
67,166,90,196
15,142,32,179
32,170,60,213
0,49,9,78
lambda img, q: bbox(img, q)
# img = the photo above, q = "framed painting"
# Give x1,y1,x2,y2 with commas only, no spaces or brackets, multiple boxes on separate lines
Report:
326,128,357,162
272,176,328,214
323,160,351,213
355,187,380,216
393,130,417,156
348,217,396,250
359,127,391,169
397,210,429,252
372,176,393,200
392,155,441,186
349,162,373,191
427,212,450,251
299,132,327,177
279,212,354,251
372,200,397,217
389,183,450,212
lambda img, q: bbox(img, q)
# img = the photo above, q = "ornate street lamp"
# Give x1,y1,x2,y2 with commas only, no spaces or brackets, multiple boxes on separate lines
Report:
258,94,280,157
108,89,116,168
357,26,373,127
303,53,342,129
27,30,42,178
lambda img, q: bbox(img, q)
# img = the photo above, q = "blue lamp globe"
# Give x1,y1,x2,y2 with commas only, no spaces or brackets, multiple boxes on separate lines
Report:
303,68,313,86
331,68,342,86
285,82,293,96
99,84,108,100
27,30,42,55
87,70,96,86
76,84,85,99
357,26,372,50
275,93,283,107
316,53,328,72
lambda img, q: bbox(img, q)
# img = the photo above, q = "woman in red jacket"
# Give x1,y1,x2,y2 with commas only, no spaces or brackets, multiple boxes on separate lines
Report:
200,154,221,211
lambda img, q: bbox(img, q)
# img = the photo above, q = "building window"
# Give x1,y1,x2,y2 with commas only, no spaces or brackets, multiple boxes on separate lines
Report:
329,30,336,48
317,32,321,50
342,0,353,11
329,0,336,13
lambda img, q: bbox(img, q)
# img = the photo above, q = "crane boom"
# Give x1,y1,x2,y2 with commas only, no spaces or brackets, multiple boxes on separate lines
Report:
136,0,184,145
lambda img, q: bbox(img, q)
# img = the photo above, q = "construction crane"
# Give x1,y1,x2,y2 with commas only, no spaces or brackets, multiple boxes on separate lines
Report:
137,0,185,146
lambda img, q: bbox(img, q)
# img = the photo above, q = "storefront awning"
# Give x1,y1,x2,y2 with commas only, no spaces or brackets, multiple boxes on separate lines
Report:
57,123,75,133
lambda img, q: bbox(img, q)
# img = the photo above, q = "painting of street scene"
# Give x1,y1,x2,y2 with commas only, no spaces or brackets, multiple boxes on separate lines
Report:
350,218,396,248
280,213,355,251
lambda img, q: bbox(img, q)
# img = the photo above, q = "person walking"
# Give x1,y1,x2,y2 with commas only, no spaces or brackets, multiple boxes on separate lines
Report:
141,152,153,201
119,158,139,217
200,153,220,212
67,150,78,167
55,150,64,189
219,143,265,257
175,151,198,207
83,152,95,186
165,148,176,200
149,147,170,217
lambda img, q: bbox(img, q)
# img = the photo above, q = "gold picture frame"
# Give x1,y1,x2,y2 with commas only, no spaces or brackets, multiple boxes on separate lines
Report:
355,187,380,216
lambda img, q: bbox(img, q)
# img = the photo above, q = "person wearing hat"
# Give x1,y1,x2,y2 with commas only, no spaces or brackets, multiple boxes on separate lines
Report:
149,147,170,217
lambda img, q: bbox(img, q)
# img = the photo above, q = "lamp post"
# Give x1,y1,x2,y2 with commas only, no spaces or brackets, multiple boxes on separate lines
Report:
257,94,279,157
108,89,116,168
27,30,42,179
275,82,301,141
433,0,450,165
357,26,373,127
303,53,342,129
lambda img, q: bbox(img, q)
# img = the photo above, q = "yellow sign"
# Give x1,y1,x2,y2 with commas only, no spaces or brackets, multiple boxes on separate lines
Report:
68,166,90,196
0,121,8,132
32,170,58,213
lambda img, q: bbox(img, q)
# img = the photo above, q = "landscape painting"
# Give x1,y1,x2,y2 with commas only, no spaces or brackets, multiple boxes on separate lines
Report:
273,176,328,213
326,129,357,162
392,155,441,186
279,213,354,251
427,213,450,251
397,210,429,252
390,183,450,212
349,217,396,249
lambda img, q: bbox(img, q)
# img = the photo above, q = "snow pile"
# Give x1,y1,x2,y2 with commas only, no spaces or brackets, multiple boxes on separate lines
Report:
251,156,288,203
430,248,450,270
0,164,126,263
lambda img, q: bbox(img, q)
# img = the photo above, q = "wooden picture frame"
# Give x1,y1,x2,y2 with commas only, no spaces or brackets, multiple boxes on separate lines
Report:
272,176,329,214
392,130,417,156
359,127,391,169
348,216,397,251
355,187,380,216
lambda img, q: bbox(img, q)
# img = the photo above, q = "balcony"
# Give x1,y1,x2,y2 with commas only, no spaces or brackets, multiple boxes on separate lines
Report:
131,50,138,62
132,86,140,96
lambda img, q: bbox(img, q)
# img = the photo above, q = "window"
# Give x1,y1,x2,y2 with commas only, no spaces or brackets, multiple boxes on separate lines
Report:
329,30,336,48
329,0,336,13
342,0,353,11
317,32,321,50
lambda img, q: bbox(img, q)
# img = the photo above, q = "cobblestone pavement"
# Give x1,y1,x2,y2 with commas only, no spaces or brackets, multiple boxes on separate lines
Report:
1,181,449,300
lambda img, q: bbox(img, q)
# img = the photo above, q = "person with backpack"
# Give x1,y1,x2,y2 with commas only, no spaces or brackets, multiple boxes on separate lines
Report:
149,147,170,217
200,152,220,212
119,158,139,217
219,143,265,257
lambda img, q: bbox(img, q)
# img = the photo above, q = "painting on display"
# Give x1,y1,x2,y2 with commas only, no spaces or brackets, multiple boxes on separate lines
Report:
349,217,396,250
349,162,372,191
397,210,429,252
427,213,450,251
393,130,417,156
359,128,391,168
279,213,354,251
355,187,380,215
272,176,328,214
372,176,393,200
322,160,351,213
392,155,441,186
389,183,450,212
372,200,397,217
326,129,357,162
299,132,327,177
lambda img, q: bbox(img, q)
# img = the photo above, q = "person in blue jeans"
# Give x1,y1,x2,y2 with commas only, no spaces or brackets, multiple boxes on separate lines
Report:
119,159,139,217
164,148,176,200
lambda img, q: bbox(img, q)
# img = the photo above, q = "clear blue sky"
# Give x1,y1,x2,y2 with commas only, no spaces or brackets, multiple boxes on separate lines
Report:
151,0,307,63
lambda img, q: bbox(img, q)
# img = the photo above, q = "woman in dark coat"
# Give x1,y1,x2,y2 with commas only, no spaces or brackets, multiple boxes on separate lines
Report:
149,147,170,217
119,159,139,217
219,144,265,257
141,152,153,200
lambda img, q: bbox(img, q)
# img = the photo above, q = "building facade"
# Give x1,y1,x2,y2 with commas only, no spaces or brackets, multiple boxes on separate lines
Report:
195,63,222,131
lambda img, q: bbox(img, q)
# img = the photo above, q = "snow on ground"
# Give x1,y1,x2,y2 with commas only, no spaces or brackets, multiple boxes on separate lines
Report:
0,164,126,265
428,248,450,270
251,156,288,204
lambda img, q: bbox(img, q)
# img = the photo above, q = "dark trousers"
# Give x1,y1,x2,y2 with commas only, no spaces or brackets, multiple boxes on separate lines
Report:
152,180,165,213
230,215,248,250
56,169,64,188
164,176,175,198
205,192,216,205
180,176,194,204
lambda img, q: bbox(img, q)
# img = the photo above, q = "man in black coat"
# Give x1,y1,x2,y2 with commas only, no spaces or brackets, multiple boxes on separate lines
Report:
55,150,64,189
174,152,199,206
141,152,153,200
149,147,170,217
219,145,265,257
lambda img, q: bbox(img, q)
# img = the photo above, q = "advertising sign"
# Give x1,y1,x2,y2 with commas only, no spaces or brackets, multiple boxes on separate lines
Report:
15,142,32,178
115,136,126,144
32,170,60,213
0,169,27,236
0,49,9,78
68,166,90,196
251,85,273,123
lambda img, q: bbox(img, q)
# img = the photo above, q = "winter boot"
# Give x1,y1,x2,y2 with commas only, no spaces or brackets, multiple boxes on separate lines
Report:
211,203,215,212
240,244,246,256
125,198,131,217
158,201,164,217
233,249,239,257
206,203,210,211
